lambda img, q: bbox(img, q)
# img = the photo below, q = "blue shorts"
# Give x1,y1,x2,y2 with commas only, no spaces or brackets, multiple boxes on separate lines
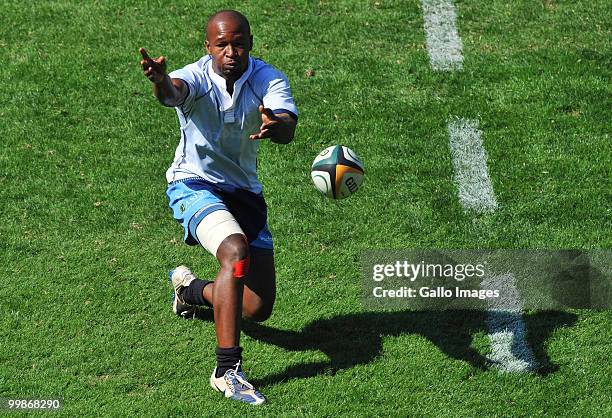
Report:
166,178,273,254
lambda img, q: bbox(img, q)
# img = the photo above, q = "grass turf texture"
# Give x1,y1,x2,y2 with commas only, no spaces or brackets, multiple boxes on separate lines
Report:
1,0,611,415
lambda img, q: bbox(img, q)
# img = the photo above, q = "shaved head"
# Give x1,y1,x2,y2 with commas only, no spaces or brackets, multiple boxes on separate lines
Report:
206,10,251,41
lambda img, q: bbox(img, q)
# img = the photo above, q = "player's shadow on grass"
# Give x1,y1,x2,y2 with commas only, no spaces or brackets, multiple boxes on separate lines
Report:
238,310,576,387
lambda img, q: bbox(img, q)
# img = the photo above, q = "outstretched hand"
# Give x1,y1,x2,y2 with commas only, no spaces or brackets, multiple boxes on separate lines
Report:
139,47,167,83
249,105,284,140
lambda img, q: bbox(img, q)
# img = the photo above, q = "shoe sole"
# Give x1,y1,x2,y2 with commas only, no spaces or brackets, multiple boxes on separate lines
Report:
169,270,196,318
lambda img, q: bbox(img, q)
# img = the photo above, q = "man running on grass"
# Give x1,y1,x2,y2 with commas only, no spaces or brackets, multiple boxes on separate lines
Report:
139,9,297,405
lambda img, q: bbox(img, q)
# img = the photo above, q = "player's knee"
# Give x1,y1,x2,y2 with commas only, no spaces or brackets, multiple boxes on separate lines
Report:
218,234,250,278
244,302,274,322
218,234,249,262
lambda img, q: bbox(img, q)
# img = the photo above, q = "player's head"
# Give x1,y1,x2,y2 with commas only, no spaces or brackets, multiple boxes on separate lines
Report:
205,10,253,80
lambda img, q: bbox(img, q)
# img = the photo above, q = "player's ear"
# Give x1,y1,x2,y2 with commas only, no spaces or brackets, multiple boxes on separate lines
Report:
249,35,253,51
205,39,211,54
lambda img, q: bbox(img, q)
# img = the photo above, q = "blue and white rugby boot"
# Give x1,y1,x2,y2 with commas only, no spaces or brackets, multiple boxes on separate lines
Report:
169,265,198,319
210,362,265,405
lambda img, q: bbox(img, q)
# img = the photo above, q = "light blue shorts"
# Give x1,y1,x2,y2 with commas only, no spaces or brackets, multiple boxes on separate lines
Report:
166,178,273,254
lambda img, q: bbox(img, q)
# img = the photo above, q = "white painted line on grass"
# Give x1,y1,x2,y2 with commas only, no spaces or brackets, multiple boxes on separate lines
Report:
419,1,534,373
421,0,464,71
447,118,498,213
481,273,538,373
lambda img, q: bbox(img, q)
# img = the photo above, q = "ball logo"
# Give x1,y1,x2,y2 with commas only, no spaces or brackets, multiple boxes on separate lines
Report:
345,176,358,193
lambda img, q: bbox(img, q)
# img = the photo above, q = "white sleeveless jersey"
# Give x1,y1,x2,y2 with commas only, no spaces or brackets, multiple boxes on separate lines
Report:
166,56,298,193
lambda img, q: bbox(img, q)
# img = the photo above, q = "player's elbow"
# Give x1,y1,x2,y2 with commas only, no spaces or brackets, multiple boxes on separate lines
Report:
158,97,179,107
272,131,295,144
157,92,183,108
271,118,297,144
153,78,187,108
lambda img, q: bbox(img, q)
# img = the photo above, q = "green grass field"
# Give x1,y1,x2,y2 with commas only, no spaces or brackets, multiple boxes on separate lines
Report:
1,0,611,416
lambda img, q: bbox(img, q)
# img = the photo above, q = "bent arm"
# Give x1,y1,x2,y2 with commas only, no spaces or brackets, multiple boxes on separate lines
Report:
139,47,188,107
269,112,297,144
152,76,188,108
249,106,297,144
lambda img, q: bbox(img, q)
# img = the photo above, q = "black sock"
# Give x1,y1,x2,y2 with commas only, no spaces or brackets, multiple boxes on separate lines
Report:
215,346,243,378
180,279,212,307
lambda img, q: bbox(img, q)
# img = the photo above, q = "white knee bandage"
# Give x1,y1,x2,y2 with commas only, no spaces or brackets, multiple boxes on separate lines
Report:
195,210,245,257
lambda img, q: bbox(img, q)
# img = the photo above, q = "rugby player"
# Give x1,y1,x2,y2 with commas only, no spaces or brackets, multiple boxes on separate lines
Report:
140,9,297,405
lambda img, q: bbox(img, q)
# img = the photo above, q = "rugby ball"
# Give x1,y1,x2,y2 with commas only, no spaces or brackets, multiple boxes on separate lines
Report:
311,145,365,199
